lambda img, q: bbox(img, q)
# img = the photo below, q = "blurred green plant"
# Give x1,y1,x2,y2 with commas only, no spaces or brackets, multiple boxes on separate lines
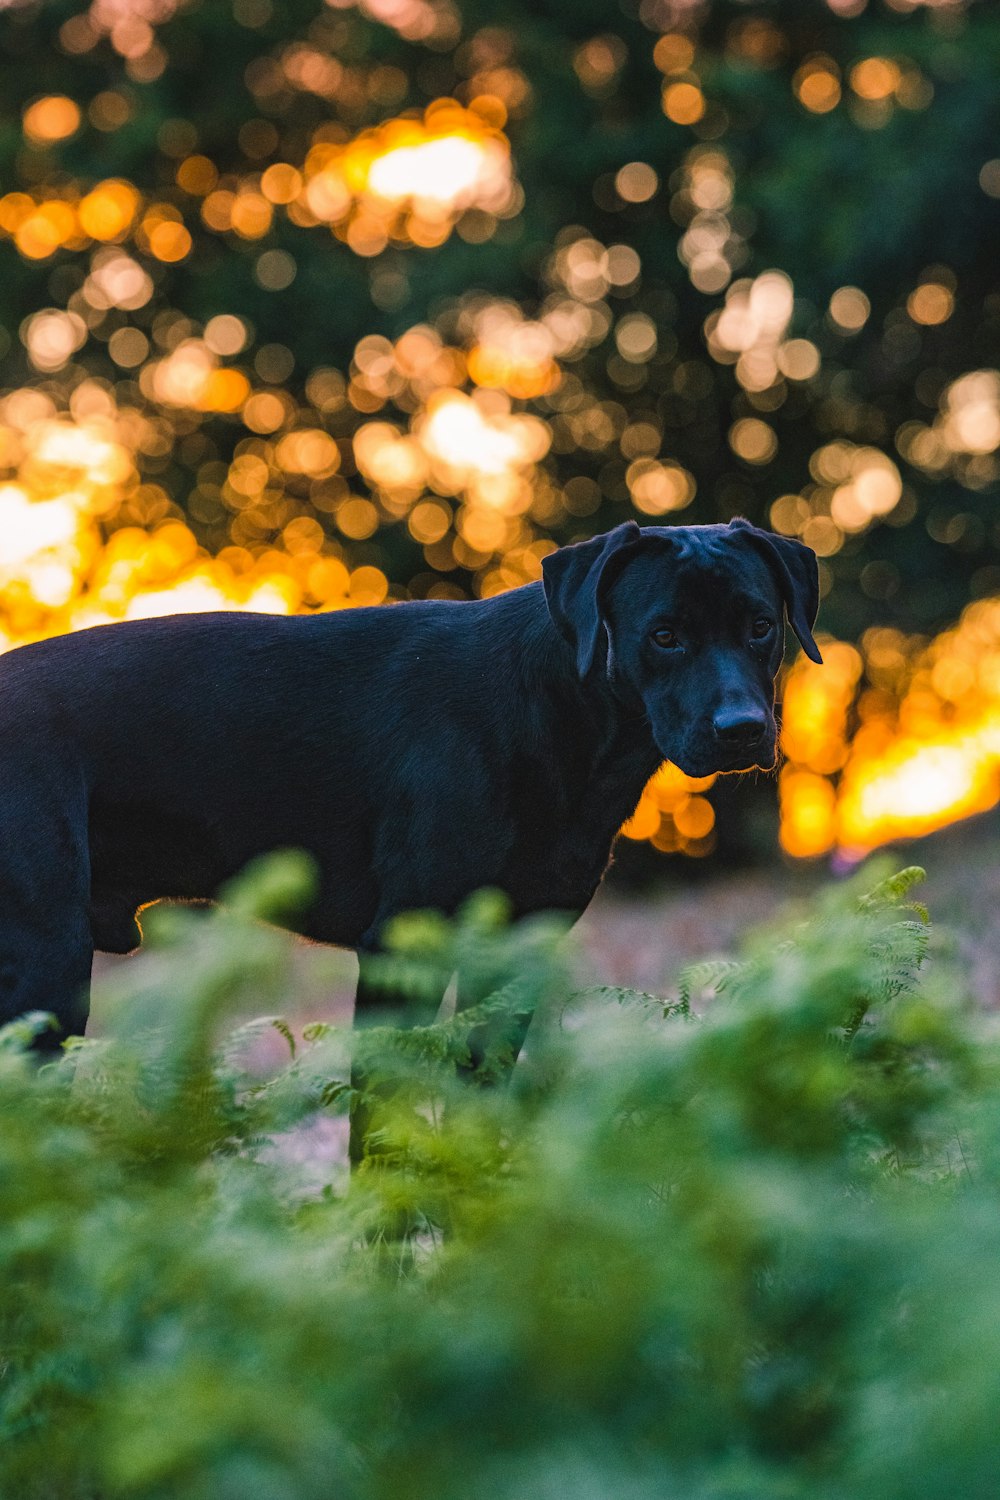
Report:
1,853,998,1499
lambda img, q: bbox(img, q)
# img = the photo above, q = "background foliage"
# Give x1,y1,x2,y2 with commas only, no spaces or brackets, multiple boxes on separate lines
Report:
2,0,998,631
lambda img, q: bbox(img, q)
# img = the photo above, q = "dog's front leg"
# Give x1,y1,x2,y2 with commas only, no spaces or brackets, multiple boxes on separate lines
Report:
348,946,450,1171
348,945,537,1168
453,970,534,1088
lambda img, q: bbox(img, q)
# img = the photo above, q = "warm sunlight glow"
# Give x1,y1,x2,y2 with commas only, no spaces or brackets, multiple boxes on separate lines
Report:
300,102,514,250
621,762,719,857
0,400,377,652
780,601,1000,858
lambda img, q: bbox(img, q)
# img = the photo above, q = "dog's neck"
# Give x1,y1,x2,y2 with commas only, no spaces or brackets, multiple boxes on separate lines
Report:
492,583,664,828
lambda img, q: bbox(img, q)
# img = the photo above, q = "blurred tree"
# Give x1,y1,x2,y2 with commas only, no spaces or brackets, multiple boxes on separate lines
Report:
1,0,998,630
1,0,999,865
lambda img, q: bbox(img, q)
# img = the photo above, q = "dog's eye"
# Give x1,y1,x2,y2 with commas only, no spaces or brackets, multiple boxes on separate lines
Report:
751,617,774,641
651,627,680,650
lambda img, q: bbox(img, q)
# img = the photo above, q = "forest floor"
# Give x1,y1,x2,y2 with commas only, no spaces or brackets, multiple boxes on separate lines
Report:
582,805,1000,1009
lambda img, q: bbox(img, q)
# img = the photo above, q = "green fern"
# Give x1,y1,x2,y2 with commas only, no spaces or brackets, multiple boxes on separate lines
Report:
0,854,991,1500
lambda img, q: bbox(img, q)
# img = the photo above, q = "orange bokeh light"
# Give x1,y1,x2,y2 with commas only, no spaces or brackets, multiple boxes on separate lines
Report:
23,95,81,145
780,603,1000,859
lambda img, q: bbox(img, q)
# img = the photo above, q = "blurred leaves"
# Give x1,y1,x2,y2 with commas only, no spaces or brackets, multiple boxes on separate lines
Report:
1,0,999,634
0,852,997,1496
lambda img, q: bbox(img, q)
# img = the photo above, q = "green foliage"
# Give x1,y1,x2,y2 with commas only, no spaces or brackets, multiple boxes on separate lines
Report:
1,854,999,1497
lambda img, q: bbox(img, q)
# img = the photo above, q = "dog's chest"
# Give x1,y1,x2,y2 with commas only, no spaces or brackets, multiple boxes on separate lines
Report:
503,743,660,914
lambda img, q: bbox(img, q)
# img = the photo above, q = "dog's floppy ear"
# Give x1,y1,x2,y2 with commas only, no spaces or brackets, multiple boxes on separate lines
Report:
729,518,823,664
542,521,643,677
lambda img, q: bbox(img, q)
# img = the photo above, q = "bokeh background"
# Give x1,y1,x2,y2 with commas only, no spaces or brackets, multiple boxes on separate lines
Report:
2,0,999,902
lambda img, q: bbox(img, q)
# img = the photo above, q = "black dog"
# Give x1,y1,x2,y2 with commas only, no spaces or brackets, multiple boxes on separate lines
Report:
0,517,819,1063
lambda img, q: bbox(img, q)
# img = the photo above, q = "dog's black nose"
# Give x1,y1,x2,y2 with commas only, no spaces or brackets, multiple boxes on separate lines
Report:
713,708,769,747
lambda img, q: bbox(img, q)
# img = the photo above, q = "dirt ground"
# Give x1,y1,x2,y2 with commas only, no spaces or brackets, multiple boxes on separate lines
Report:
580,806,1000,1009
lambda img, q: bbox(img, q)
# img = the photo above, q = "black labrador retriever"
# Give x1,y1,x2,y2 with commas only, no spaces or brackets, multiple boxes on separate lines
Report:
0,516,819,1067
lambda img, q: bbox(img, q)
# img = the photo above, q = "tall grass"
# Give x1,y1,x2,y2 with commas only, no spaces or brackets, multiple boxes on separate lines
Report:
0,856,997,1499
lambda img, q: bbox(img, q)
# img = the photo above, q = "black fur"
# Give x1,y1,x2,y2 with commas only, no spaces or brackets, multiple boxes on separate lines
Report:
0,518,819,1047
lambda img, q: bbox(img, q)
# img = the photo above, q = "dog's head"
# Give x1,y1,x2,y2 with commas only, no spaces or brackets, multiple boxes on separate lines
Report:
542,518,821,778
